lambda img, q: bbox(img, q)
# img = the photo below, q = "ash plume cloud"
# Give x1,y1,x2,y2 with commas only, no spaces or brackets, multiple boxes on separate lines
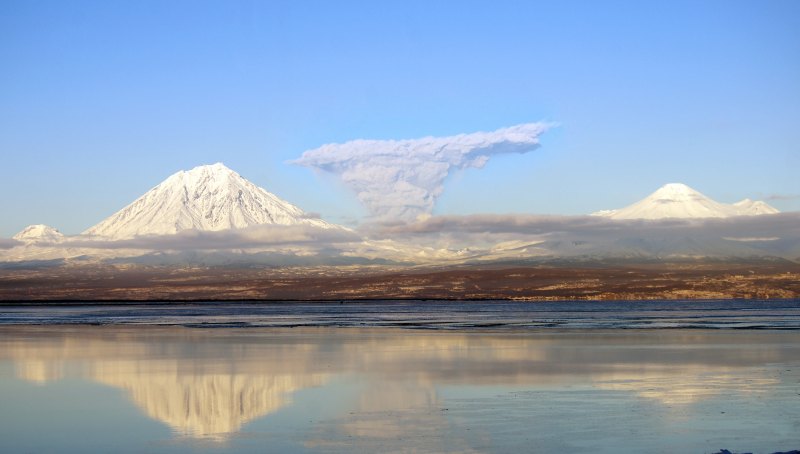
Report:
292,123,552,222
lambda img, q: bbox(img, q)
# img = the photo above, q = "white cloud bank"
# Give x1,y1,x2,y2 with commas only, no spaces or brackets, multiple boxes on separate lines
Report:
292,123,551,222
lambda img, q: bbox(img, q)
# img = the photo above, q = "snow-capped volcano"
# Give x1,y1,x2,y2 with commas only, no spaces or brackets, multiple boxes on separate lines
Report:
593,183,779,220
84,163,335,239
12,224,65,243
732,198,780,216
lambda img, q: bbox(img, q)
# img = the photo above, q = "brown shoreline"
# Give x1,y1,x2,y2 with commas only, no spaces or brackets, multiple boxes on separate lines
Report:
2,259,798,301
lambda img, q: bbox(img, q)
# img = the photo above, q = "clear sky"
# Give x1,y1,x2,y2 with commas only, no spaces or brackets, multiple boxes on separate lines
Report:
2,0,798,236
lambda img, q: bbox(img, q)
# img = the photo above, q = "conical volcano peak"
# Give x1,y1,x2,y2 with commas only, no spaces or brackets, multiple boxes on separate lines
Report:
164,162,239,184
84,163,335,239
184,162,235,176
653,183,700,195
593,182,779,220
202,162,228,170
649,183,710,201
157,163,247,197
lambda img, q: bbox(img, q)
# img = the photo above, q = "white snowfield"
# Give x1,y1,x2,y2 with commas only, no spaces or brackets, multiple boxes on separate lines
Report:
592,183,779,220
83,163,335,239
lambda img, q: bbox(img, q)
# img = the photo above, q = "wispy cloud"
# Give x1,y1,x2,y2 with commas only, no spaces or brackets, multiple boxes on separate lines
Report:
292,123,552,222
764,193,800,201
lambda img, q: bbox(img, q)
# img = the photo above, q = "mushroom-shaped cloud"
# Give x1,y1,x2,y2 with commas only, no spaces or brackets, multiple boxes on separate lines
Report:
292,122,552,222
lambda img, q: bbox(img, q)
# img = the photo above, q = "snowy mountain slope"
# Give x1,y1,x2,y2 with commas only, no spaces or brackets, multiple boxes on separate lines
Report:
84,163,336,239
12,225,65,243
593,183,779,220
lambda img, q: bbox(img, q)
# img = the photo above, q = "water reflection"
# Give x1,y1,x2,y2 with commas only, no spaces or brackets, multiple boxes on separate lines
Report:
3,328,332,440
595,367,779,406
91,363,328,439
1,327,797,446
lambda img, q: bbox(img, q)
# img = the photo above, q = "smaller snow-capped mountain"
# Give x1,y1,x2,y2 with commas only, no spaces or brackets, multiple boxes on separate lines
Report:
85,163,337,239
732,198,780,216
12,224,65,243
593,183,779,220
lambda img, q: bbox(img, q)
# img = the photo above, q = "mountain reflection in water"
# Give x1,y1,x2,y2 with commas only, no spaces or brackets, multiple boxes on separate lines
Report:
1,326,798,450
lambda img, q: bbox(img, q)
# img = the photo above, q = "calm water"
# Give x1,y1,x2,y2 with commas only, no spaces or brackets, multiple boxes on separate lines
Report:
2,299,800,329
0,324,799,453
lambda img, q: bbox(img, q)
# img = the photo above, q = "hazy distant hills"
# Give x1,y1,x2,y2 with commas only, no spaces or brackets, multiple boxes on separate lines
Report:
2,164,796,267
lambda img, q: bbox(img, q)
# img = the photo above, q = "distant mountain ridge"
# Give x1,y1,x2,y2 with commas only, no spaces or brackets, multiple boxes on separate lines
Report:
2,173,796,267
84,163,335,239
593,183,779,220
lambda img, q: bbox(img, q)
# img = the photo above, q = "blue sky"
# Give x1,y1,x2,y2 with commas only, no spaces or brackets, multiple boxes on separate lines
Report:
1,0,798,235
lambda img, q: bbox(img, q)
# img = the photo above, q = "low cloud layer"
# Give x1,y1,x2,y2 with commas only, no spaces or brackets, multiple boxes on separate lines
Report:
765,193,800,201
364,212,800,260
0,239,21,249
292,123,551,222
51,225,361,251
4,213,797,265
373,212,800,236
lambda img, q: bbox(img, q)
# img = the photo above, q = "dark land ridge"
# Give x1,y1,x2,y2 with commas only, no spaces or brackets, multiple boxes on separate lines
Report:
1,258,798,301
